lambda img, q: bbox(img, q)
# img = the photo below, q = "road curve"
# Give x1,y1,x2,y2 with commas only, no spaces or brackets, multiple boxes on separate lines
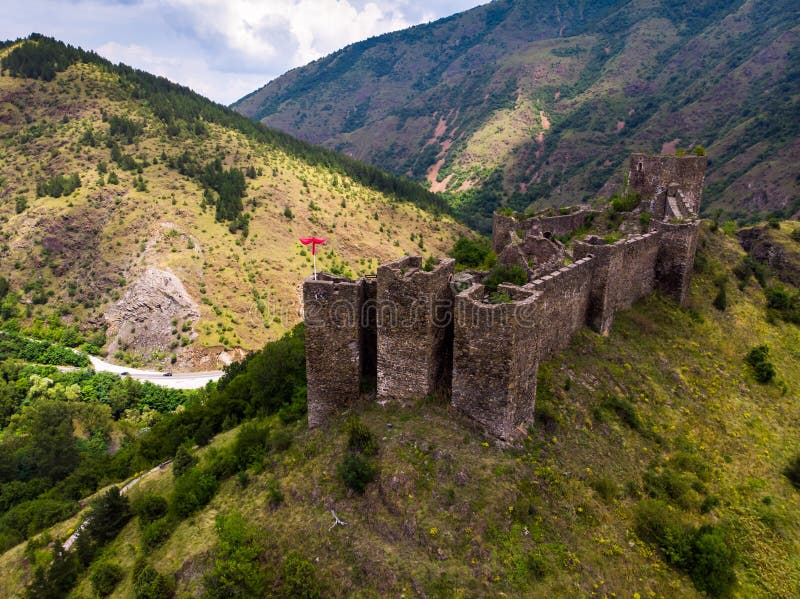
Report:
88,356,223,389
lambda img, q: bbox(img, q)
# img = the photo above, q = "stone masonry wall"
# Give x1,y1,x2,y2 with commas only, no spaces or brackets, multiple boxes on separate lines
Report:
492,210,598,253
629,154,706,218
526,256,595,360
304,274,366,428
655,221,700,305
452,284,539,441
574,232,661,334
376,256,455,403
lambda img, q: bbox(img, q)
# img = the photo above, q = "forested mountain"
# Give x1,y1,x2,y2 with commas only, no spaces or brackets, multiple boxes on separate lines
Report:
0,36,464,369
234,0,800,232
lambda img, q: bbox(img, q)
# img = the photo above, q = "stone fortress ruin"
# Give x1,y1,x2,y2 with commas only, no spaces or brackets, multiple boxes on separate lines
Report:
303,154,706,442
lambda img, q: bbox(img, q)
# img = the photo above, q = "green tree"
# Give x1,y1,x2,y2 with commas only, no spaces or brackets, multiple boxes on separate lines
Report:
172,445,197,478
16,399,79,482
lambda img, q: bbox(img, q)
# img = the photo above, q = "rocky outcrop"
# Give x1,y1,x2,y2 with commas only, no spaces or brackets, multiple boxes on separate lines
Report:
105,268,199,361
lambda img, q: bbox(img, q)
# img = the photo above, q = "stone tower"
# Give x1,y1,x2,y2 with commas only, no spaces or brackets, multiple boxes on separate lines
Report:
303,273,376,427
376,256,455,403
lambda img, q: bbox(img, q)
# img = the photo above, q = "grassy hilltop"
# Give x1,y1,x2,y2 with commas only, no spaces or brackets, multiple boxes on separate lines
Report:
2,223,798,598
0,36,465,369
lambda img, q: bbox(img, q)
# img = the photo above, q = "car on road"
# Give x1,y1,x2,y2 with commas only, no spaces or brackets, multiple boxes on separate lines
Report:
163,372,173,376
120,372,129,376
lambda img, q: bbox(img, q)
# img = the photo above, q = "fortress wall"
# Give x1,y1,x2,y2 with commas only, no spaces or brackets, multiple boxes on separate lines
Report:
303,273,365,427
655,220,700,305
629,154,706,217
376,256,455,403
574,232,661,334
526,256,595,360
537,210,599,237
452,284,539,441
493,210,599,254
493,213,514,253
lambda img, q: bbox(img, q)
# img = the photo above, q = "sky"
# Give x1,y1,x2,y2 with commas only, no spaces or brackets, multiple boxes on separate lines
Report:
2,0,487,105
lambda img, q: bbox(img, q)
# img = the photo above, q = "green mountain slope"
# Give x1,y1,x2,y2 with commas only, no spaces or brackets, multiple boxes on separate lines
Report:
0,36,465,369
234,0,800,231
2,224,799,598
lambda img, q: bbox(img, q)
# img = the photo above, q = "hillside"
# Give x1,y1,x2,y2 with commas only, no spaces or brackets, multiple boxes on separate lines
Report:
234,0,800,231
1,223,799,597
0,36,465,370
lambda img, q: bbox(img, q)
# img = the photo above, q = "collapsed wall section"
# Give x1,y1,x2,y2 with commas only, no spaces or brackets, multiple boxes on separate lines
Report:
655,221,700,305
492,210,598,253
574,232,661,334
304,273,369,428
376,256,455,403
452,284,539,442
526,256,595,360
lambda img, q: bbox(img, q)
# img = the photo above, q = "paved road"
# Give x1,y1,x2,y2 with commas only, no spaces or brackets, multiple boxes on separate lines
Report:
89,356,223,389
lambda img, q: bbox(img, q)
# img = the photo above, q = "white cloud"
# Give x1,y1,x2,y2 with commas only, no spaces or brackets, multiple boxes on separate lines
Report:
2,0,487,104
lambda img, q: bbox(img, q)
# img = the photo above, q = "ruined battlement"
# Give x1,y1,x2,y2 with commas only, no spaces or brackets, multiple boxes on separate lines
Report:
629,153,706,219
304,154,705,442
376,256,455,403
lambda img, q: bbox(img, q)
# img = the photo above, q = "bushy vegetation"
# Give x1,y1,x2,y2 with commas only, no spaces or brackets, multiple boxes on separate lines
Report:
482,264,527,293
635,500,736,597
449,235,496,270
0,332,88,366
744,344,776,383
338,416,378,494
35,173,81,198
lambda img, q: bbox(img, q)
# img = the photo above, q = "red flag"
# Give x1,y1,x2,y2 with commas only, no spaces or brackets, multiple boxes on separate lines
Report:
299,237,326,255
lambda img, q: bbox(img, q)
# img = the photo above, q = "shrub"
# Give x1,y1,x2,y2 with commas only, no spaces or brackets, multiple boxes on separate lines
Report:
712,284,727,311
449,236,494,269
172,445,197,478
790,228,800,243
134,494,168,524
282,551,321,599
688,525,737,597
170,469,217,518
233,420,270,469
482,264,527,293
745,345,776,383
784,454,800,490
337,454,377,494
141,518,173,552
596,396,643,432
133,564,174,599
591,475,618,503
635,501,736,597
345,416,377,456
422,255,438,272
90,561,124,597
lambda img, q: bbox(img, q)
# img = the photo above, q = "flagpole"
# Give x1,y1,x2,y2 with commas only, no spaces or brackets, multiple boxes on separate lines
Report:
313,248,317,280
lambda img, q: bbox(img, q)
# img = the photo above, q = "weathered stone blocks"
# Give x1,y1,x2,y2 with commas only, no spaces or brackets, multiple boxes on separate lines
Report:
303,273,374,428
452,284,539,441
629,153,706,219
376,256,455,403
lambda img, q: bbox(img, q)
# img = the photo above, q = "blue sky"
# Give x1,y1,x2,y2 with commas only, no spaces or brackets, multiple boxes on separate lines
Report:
2,0,487,105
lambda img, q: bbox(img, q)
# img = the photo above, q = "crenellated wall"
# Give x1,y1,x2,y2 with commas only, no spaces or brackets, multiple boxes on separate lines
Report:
574,232,661,334
527,256,596,359
376,256,455,403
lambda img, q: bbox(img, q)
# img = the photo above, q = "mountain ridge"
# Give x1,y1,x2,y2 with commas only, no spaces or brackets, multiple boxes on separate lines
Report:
234,0,800,231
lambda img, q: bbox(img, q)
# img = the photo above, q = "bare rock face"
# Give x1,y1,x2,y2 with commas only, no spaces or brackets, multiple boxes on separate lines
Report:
105,268,199,361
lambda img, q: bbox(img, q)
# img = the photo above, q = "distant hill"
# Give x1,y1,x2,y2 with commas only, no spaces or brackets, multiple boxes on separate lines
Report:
234,0,800,231
0,35,465,369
